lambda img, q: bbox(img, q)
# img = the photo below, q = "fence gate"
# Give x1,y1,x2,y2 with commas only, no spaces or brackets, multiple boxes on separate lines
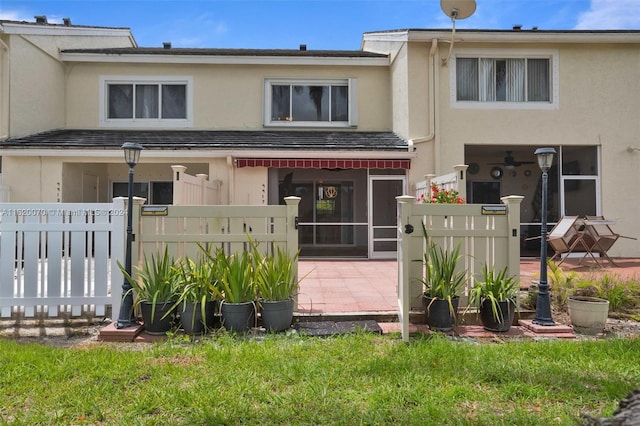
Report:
396,195,523,342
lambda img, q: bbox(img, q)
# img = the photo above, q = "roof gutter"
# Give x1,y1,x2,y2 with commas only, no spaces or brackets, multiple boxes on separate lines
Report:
59,52,389,66
364,30,640,44
0,148,417,160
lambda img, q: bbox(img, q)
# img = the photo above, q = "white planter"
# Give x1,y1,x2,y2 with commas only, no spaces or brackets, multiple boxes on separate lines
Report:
567,296,609,335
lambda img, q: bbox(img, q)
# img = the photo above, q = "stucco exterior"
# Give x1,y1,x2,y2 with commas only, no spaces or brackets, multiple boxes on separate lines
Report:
363,29,640,257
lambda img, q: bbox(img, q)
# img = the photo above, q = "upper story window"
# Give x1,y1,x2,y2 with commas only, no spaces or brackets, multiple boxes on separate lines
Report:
100,76,193,128
452,49,558,110
264,78,358,127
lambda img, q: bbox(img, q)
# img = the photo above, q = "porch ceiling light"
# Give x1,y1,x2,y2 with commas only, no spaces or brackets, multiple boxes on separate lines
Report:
534,147,556,172
122,142,143,168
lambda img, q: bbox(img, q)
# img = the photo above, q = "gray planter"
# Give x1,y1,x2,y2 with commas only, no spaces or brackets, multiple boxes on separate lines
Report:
423,294,459,332
568,296,609,335
260,298,294,332
479,299,516,332
180,300,217,335
141,301,176,335
221,301,256,333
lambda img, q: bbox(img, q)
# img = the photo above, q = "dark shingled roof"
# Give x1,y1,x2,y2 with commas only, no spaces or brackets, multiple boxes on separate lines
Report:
61,47,388,58
1,129,409,151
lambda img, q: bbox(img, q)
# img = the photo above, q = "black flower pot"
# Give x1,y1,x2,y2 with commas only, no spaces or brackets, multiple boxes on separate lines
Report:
180,300,218,335
141,300,176,335
260,298,294,332
221,301,256,333
423,294,459,332
479,299,516,332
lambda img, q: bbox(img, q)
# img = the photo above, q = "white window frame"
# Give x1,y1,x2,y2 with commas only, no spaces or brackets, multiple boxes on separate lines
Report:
263,78,358,128
99,75,193,128
451,49,559,110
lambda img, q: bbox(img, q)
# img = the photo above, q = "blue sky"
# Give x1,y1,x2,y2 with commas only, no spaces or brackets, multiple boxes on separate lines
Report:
2,0,639,50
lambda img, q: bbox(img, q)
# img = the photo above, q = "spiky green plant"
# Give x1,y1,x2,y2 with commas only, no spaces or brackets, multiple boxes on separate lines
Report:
170,247,220,329
118,246,181,322
418,223,468,316
248,236,307,302
468,265,520,323
201,246,256,304
547,260,579,308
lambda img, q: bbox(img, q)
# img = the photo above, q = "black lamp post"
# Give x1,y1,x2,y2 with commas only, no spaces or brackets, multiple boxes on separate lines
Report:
533,147,556,326
116,142,143,329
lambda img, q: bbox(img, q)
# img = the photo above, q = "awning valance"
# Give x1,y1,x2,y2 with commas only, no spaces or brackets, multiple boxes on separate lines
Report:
236,158,410,169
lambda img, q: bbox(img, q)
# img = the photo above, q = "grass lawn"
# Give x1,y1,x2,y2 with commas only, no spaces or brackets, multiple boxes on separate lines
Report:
1,332,638,425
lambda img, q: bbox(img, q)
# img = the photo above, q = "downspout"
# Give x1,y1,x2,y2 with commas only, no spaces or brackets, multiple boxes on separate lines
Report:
0,38,9,140
409,38,440,172
226,155,234,204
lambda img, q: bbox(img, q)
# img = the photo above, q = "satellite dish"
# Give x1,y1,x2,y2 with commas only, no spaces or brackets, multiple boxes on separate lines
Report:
440,0,477,66
440,0,477,20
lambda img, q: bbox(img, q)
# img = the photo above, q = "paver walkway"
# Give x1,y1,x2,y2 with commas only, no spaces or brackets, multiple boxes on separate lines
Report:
297,257,640,315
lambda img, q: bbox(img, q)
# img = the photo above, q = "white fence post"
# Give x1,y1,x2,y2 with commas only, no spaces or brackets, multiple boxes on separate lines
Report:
284,196,301,308
196,174,208,205
501,195,525,284
171,165,187,205
396,195,417,343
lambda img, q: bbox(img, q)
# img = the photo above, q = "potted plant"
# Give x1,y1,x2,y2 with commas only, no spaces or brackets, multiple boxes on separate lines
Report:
251,238,301,332
567,295,609,335
547,260,609,335
172,251,219,335
419,224,468,332
119,247,181,335
205,247,257,333
467,265,520,332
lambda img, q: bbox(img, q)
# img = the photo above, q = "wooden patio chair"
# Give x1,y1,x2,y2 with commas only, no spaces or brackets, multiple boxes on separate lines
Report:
582,216,638,267
546,216,584,265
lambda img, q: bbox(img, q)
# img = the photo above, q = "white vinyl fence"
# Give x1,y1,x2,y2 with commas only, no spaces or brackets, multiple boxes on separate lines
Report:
0,196,301,319
415,165,469,202
0,199,125,318
171,165,222,205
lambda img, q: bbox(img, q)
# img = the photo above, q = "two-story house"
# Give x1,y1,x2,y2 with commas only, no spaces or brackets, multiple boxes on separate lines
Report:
2,18,639,258
362,28,640,257
0,18,412,259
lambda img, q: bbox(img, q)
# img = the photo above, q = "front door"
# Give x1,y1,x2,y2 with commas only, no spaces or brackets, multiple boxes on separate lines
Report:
278,169,368,257
369,176,405,259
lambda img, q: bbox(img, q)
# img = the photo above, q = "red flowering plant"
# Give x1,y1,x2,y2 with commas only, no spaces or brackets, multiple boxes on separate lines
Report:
418,183,465,204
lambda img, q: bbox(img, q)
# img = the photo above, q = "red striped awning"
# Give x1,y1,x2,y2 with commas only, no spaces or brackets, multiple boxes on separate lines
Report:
236,158,410,169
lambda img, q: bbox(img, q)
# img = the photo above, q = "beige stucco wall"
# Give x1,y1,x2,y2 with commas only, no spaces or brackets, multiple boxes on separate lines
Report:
372,36,640,255
2,156,62,202
0,30,134,139
64,63,391,131
7,36,66,138
232,167,268,205
2,154,233,204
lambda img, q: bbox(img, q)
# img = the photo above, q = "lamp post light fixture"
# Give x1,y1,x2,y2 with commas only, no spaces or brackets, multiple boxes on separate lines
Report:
116,142,143,329
533,147,556,326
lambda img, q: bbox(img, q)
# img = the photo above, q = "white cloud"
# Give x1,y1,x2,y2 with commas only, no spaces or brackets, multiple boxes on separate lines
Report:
0,10,66,24
575,0,640,29
0,10,33,22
